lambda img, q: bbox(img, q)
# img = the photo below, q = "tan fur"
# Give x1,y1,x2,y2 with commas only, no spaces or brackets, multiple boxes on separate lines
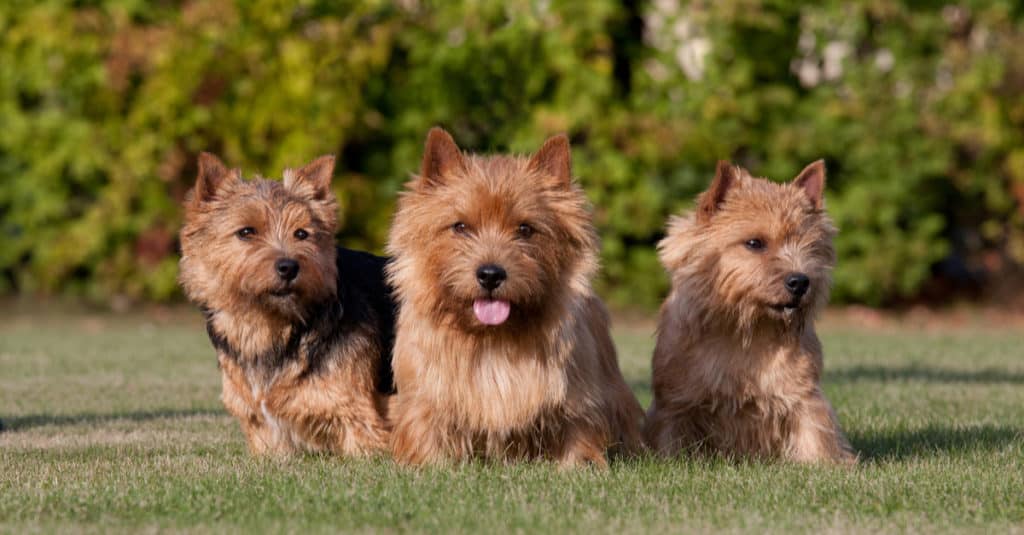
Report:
179,153,389,456
386,128,643,467
645,160,856,464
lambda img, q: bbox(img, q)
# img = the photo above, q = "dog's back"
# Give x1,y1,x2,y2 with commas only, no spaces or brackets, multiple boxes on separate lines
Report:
335,247,397,394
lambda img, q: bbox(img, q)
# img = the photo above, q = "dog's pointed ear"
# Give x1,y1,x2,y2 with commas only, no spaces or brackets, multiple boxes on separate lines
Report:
697,160,739,223
193,152,240,204
419,127,465,187
528,134,572,187
284,155,335,200
793,159,826,210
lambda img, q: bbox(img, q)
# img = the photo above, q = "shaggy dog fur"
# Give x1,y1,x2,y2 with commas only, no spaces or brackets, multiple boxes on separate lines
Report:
179,153,395,456
385,128,643,467
644,160,856,464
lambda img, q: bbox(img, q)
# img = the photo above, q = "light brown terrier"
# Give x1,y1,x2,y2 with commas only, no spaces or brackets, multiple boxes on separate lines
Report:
385,128,644,467
179,153,396,456
644,160,856,463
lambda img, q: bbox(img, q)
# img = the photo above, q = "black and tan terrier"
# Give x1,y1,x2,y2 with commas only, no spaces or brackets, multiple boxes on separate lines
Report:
645,160,856,463
179,153,395,456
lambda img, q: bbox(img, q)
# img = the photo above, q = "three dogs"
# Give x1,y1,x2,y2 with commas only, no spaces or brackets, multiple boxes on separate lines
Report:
180,130,854,465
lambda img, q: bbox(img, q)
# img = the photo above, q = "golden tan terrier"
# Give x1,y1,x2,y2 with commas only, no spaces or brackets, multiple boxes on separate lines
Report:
385,128,644,467
644,160,856,464
179,153,395,456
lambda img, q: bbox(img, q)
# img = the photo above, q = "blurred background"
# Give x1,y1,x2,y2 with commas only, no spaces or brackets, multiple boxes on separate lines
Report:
1,0,1022,311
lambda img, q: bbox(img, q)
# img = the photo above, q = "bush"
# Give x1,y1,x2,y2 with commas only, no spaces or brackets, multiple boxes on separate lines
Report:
1,1,1021,307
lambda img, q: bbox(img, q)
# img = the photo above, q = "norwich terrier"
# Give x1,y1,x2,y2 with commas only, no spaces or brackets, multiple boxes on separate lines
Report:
644,160,856,463
179,152,395,456
385,128,644,467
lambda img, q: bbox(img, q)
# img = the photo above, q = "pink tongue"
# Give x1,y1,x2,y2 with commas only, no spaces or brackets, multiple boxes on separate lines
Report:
473,299,511,326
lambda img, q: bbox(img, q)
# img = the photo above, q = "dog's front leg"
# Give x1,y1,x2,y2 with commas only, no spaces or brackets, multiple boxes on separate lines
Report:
390,397,463,466
786,393,856,464
554,421,609,469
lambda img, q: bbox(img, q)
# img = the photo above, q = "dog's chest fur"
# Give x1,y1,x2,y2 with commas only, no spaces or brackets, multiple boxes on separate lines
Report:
209,312,324,449
206,302,374,451
398,324,573,433
694,339,810,413
667,329,822,453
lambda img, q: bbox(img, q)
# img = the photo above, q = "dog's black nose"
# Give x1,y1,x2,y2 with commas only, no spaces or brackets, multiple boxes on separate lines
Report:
275,258,300,281
476,264,507,291
784,272,810,297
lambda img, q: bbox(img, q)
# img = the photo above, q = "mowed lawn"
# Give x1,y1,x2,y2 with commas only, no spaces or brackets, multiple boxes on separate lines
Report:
1,307,1022,534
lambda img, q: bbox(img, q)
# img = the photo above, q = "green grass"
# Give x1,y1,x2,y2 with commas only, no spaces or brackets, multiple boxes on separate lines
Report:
1,308,1022,533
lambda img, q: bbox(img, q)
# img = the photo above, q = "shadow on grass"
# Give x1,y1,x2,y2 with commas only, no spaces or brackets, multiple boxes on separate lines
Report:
850,424,1023,461
827,365,1024,384
2,408,224,432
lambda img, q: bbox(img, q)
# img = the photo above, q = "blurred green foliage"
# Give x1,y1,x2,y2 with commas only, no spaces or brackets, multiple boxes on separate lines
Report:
1,1,1022,306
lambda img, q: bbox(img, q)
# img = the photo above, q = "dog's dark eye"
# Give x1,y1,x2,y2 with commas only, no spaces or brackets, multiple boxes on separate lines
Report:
745,238,766,251
294,229,309,240
516,223,534,239
236,227,256,240
452,222,468,235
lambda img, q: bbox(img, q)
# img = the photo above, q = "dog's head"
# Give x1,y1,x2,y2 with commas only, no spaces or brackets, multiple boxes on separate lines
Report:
179,153,338,320
387,128,598,333
660,160,836,330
